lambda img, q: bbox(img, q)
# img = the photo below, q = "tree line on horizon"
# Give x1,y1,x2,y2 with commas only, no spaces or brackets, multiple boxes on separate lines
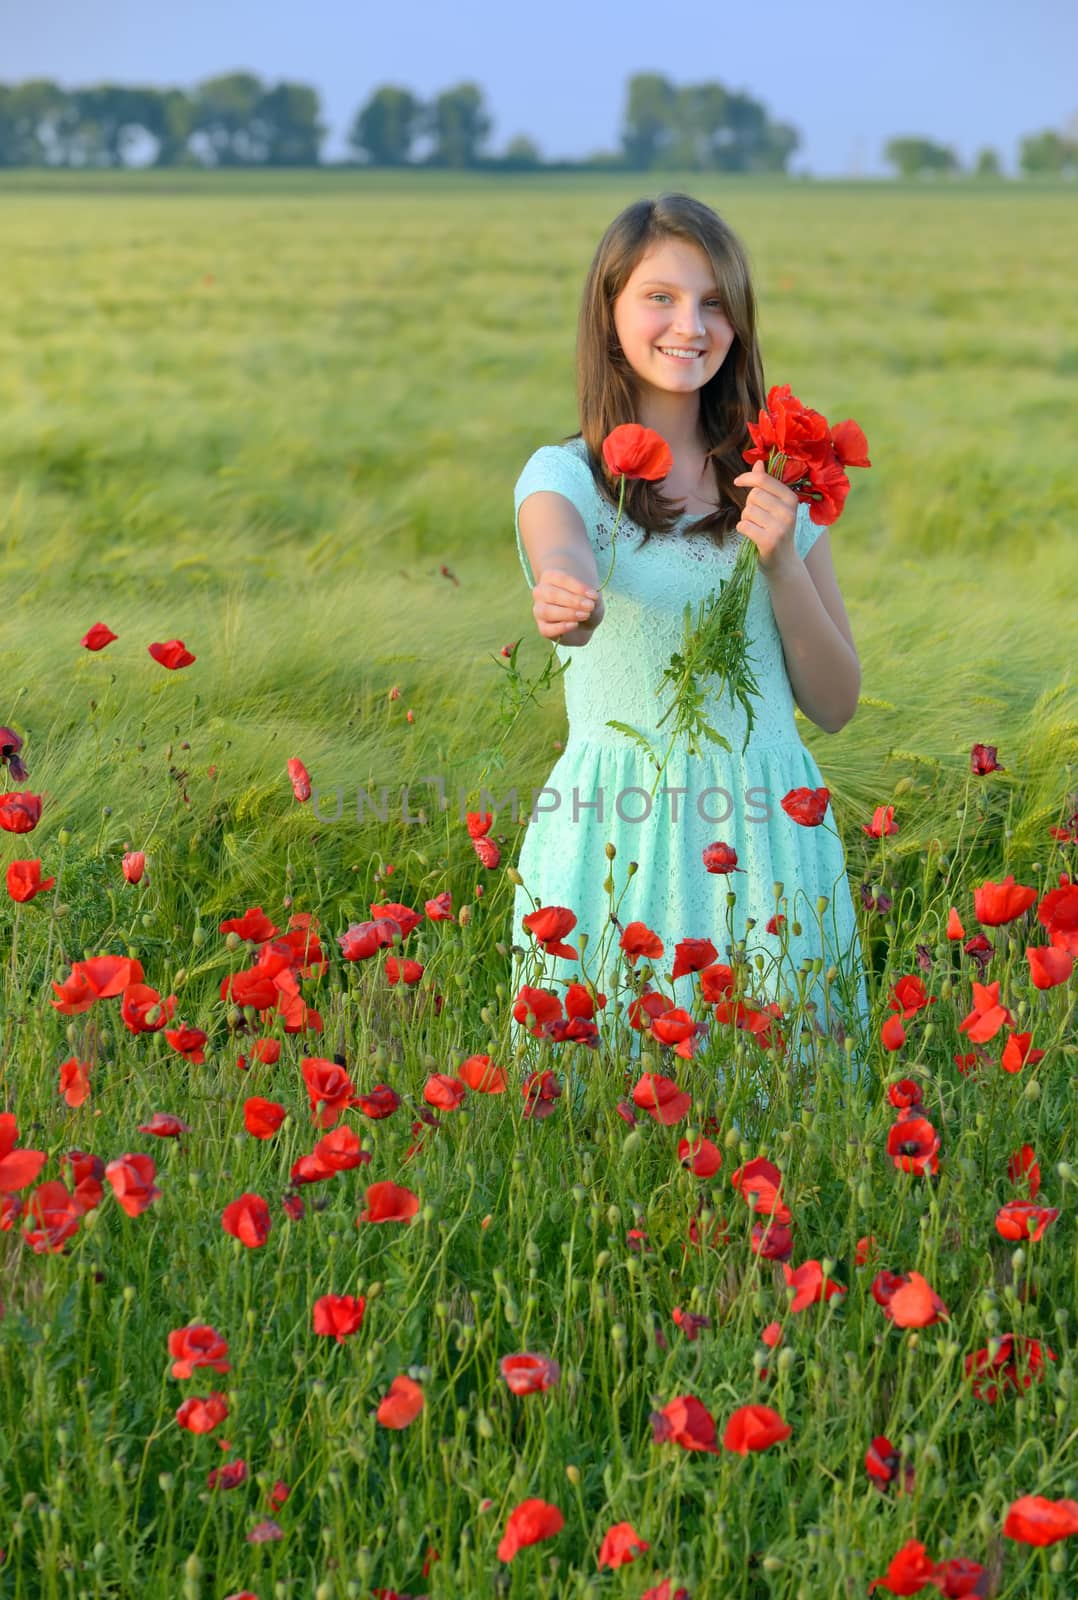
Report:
0,71,1074,178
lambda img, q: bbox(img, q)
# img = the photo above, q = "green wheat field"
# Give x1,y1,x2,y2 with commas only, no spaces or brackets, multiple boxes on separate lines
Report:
0,170,1075,1599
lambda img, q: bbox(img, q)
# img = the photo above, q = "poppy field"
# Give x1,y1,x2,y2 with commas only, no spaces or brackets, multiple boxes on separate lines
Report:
0,172,1076,1598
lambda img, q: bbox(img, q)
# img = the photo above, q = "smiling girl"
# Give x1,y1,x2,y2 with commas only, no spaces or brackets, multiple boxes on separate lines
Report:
511,192,870,1074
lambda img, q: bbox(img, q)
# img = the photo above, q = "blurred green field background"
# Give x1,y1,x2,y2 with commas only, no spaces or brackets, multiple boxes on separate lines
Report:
1,171,1075,933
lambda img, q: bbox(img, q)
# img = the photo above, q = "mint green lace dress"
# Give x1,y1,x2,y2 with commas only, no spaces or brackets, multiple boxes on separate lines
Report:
509,436,871,1072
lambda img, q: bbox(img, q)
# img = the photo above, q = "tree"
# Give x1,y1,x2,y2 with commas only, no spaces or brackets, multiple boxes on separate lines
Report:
500,134,542,170
257,82,324,165
0,80,76,165
423,82,492,168
974,146,1001,178
621,73,678,169
190,72,266,165
882,137,961,178
70,86,166,166
1018,128,1077,177
348,85,424,165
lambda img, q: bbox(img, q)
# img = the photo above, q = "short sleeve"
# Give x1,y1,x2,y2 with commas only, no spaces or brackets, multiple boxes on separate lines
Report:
513,444,598,588
795,499,825,561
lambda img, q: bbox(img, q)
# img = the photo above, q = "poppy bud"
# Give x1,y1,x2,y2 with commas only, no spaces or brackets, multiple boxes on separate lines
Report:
627,861,638,876
1057,1162,1077,1185
505,866,523,885
1023,1079,1040,1100
566,1463,580,1484
816,895,829,914
458,905,472,926
225,931,241,952
595,1250,611,1272
777,1347,796,1374
791,921,802,936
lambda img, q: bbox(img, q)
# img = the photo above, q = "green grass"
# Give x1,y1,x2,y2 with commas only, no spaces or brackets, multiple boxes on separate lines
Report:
0,172,1075,1599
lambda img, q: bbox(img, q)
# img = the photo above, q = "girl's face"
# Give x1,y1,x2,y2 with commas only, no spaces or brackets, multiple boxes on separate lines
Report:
612,238,735,400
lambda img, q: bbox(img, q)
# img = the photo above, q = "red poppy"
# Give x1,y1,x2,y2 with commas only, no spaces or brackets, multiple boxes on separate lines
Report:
458,1054,507,1093
671,1306,711,1340
62,1150,104,1211
244,1098,287,1139
522,1069,562,1120
6,858,56,902
650,1395,720,1453
359,1180,419,1224
677,1136,722,1178
932,1559,988,1598
1002,1495,1078,1546
168,1324,230,1379
220,906,280,943
22,1181,82,1253
995,1200,1059,1242
59,1056,92,1108
855,1235,878,1267
730,1156,791,1222
376,1375,424,1429
602,422,673,481
120,984,178,1034
513,984,564,1034
887,1078,923,1109
973,874,1037,926
881,1016,906,1051
312,1293,366,1342
148,639,195,670
164,1023,208,1064
301,1057,357,1128
1025,944,1073,989
945,906,966,940
723,1403,791,1454
369,900,423,938
970,743,1004,775
888,976,937,1019
105,1154,161,1217
221,1192,272,1248
138,1113,191,1138
751,1220,793,1261
956,980,1015,1043
82,621,118,650
121,851,146,884
1000,1031,1046,1073
598,1521,650,1569
423,1073,466,1111
500,1353,560,1394
0,792,43,833
783,1259,845,1313
312,1125,369,1173
220,968,278,1009
1038,881,1078,954
780,786,831,826
522,904,580,960
618,921,665,965
702,841,743,875
337,915,401,962
865,1435,914,1494
1007,1144,1040,1199
868,1539,936,1594
497,1498,565,1563
287,757,312,802
176,1393,229,1434
886,1113,940,1177
354,1083,401,1120
965,1334,1056,1403
883,1270,948,1328
631,1072,692,1125
863,805,898,838
207,1459,247,1491
384,955,424,986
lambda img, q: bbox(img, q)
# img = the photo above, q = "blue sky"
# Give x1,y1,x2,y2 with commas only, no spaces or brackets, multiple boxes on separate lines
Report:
5,0,1076,176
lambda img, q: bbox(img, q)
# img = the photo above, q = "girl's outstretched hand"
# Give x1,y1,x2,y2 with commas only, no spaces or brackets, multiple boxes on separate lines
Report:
732,458,800,573
531,570,604,641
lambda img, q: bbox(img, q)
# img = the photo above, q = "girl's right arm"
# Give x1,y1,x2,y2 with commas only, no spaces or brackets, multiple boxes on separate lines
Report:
518,490,605,647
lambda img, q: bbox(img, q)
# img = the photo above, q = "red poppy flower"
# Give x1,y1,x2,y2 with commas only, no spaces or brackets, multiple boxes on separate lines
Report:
677,1136,722,1178
513,983,564,1035
618,921,665,966
1000,1031,1046,1074
311,1125,368,1173
722,1403,791,1454
973,874,1037,926
423,1073,466,1111
886,1113,940,1176
945,906,966,940
730,1156,791,1222
650,1394,720,1453
671,1307,711,1340
59,1056,92,1108
855,1235,878,1267
369,899,422,938
354,1083,401,1120
168,1324,230,1379
598,1521,650,1570
863,805,898,838
889,976,937,1019
881,1016,906,1051
1025,944,1073,989
780,786,831,826
384,954,424,986
207,1459,247,1491
221,1192,272,1248
1038,881,1078,954
995,1200,1059,1242
312,1293,366,1342
82,621,117,651
500,1353,560,1394
631,1072,692,1125
220,906,280,943
887,1078,923,1109
6,858,55,902
522,1069,562,1120
783,1259,845,1313
62,1150,104,1211
105,1154,161,1217
521,904,579,960
301,1057,357,1128
496,1497,565,1563
22,1181,82,1253
376,1374,424,1429
120,983,177,1034
931,1559,987,1598
177,1393,229,1434
287,757,311,802
358,1180,419,1224
870,1269,906,1309
457,1054,507,1093
121,851,146,884
244,1098,286,1139
970,743,1004,775
956,980,1015,1043
164,1023,208,1064
0,792,42,833
882,1270,948,1328
138,1113,190,1138
865,1435,914,1494
1007,1144,1040,1199
148,639,195,670
751,1220,793,1261
965,1334,1056,1403
602,422,673,481
1002,1495,1078,1546
702,841,743,874
868,1538,936,1594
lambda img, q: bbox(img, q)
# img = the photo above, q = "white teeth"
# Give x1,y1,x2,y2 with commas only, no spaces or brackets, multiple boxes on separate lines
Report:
659,348,702,360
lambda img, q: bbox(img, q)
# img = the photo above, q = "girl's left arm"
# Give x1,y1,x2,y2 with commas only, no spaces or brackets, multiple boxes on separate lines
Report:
762,532,861,734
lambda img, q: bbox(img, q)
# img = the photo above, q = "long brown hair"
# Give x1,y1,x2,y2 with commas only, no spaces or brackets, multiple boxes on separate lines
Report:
561,192,766,550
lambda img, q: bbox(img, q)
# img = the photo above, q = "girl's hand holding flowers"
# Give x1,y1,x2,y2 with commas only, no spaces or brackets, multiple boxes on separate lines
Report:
732,459,801,574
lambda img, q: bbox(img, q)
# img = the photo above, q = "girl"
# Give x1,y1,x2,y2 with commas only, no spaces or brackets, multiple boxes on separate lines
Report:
510,192,870,1075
